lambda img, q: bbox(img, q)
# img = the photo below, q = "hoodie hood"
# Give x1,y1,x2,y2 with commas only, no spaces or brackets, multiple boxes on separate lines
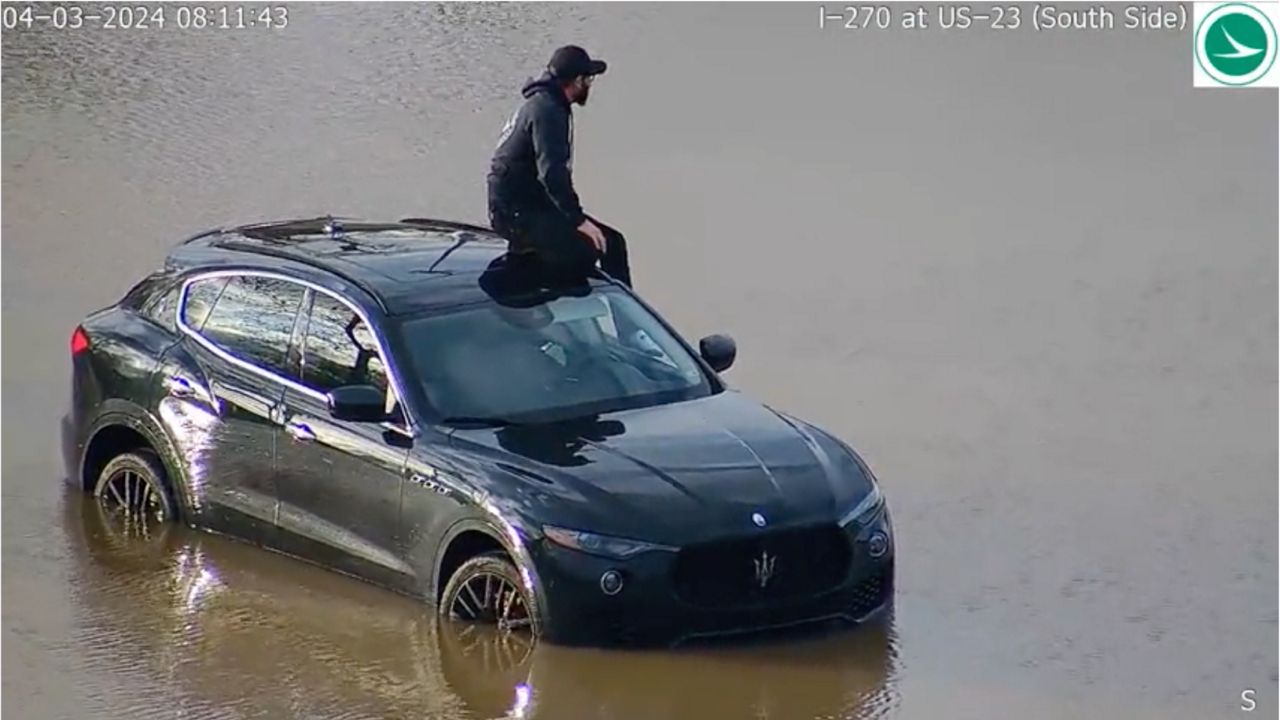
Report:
521,72,568,104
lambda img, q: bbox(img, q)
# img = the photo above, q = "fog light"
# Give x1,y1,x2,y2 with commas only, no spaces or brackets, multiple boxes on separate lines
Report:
600,569,624,595
868,531,889,558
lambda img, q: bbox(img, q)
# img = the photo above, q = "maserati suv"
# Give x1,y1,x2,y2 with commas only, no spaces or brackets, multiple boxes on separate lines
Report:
62,216,894,646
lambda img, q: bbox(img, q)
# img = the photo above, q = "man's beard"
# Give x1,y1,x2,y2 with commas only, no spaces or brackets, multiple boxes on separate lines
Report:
574,85,591,105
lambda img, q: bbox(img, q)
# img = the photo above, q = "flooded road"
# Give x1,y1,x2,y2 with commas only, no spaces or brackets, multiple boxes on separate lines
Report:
3,3,1276,719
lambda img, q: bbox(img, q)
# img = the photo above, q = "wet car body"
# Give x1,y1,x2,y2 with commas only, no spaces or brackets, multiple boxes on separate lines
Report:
62,216,895,646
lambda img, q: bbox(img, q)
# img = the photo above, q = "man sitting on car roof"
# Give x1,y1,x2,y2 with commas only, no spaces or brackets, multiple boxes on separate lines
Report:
486,44,633,289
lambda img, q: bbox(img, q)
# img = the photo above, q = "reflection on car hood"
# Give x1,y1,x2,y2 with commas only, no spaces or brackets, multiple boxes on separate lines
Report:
445,391,874,546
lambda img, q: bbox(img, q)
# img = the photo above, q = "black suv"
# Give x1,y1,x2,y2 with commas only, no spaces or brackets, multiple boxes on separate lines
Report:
62,217,894,646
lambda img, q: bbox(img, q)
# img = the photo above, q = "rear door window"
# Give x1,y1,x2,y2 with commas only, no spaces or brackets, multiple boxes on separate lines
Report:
197,275,307,381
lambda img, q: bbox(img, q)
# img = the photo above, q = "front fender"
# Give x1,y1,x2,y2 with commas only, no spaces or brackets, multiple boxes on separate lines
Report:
431,514,548,620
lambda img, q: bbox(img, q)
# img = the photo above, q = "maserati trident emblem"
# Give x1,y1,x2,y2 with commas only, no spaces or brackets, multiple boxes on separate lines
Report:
753,550,777,588
751,512,767,528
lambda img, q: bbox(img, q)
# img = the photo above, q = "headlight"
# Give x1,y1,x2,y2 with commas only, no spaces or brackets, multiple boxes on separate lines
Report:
838,483,884,527
542,525,676,559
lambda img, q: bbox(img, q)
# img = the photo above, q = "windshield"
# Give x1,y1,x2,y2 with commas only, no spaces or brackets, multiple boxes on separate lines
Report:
395,286,715,423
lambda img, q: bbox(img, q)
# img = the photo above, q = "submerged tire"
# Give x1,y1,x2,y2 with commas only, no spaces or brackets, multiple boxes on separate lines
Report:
440,551,541,638
92,449,176,527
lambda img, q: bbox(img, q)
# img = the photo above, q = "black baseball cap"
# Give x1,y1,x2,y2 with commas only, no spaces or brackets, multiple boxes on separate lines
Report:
548,45,607,80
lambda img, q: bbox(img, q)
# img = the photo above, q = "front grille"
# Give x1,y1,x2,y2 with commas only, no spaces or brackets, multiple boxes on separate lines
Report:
672,525,852,608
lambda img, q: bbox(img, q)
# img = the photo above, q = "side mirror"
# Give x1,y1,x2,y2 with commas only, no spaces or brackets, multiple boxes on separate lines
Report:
698,334,736,373
328,385,388,422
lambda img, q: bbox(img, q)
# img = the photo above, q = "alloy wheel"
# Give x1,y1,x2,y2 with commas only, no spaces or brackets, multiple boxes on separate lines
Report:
97,467,169,527
448,571,534,634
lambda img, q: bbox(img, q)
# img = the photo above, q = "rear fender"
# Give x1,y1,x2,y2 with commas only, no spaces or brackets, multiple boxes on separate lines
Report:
83,401,196,519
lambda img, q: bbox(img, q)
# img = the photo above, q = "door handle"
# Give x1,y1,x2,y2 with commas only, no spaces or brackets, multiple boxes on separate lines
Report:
286,420,316,442
164,374,196,398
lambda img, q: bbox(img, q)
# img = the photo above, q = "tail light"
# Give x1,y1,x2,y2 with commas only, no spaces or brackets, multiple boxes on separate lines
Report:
71,325,90,355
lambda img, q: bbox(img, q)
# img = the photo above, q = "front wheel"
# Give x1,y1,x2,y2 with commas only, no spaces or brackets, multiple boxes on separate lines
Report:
439,551,541,638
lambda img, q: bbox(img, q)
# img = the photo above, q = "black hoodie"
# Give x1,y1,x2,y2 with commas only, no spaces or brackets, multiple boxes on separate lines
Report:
487,72,585,228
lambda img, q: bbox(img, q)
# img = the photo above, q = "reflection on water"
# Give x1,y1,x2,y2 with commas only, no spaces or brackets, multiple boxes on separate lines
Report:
64,490,901,720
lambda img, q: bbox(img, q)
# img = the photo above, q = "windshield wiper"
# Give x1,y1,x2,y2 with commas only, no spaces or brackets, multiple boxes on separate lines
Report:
439,415,516,428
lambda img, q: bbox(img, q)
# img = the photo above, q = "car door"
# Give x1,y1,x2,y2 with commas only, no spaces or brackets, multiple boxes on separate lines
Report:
273,288,414,589
157,272,307,545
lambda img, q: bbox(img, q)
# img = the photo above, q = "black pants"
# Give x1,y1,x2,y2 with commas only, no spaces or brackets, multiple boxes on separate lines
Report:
490,206,632,288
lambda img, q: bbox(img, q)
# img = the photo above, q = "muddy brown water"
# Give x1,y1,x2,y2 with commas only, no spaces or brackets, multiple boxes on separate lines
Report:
3,4,1276,719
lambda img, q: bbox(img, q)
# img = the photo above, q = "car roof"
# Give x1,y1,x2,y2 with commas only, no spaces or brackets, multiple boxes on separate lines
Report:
167,216,588,316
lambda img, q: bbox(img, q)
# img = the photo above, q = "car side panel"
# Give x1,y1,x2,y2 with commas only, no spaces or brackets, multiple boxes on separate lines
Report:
274,388,412,590
155,338,283,546
398,449,484,599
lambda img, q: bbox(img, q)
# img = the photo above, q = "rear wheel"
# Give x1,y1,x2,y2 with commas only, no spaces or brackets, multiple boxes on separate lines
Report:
92,449,175,530
439,551,541,638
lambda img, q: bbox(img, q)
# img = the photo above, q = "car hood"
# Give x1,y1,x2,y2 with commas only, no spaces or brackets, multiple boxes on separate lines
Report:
443,391,874,546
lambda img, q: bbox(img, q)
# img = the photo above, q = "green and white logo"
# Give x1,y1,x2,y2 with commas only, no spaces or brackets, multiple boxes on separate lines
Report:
1194,3,1278,86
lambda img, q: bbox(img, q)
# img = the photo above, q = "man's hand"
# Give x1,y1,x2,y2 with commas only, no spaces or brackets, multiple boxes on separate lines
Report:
577,218,607,254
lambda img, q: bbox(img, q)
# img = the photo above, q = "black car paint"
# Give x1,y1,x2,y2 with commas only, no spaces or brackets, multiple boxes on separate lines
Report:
173,336,284,546
274,383,415,587
445,392,874,547
64,218,893,646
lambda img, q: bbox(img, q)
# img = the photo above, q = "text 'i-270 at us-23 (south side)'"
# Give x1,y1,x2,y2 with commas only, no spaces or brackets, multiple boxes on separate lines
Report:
818,4,1187,32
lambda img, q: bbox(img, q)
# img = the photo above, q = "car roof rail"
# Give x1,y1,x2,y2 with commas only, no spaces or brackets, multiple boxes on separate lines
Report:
214,239,390,314
399,217,497,235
